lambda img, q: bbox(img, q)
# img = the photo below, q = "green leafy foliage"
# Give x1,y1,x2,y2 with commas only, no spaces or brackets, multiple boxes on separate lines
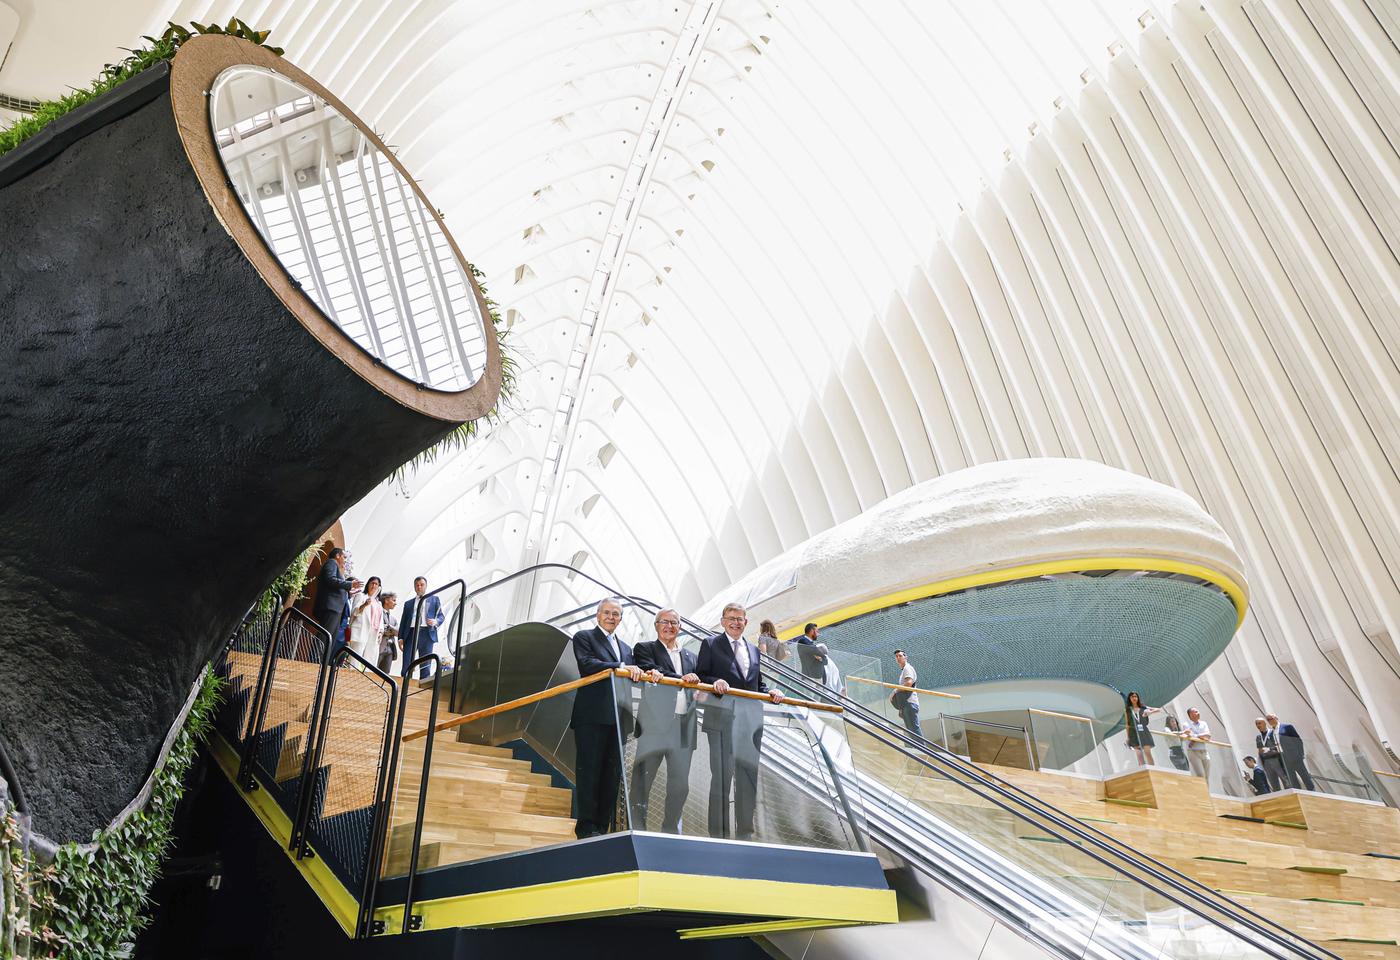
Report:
2,671,222,958
392,263,517,480
0,20,281,158
255,542,322,616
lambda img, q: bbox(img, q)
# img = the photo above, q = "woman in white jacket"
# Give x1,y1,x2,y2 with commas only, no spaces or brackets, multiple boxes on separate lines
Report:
347,576,383,662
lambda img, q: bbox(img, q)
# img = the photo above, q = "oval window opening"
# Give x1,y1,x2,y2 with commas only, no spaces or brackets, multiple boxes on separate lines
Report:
209,64,487,392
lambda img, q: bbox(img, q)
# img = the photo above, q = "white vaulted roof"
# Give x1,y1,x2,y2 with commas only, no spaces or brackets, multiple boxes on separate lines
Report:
4,0,1399,764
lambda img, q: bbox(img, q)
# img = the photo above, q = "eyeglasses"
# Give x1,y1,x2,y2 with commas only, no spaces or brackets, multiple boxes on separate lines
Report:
657,619,679,627
722,615,745,623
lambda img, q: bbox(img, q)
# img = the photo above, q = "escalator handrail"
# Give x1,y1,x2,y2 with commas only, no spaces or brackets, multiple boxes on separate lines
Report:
756,651,1340,960
648,601,1338,960
451,563,1336,960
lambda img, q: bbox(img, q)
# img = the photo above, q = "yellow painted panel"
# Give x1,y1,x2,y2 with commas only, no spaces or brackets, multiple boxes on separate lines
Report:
775,555,1248,639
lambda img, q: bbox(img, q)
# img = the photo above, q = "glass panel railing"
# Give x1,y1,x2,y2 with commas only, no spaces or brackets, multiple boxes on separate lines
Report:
389,657,871,881
1026,708,1105,778
615,674,867,850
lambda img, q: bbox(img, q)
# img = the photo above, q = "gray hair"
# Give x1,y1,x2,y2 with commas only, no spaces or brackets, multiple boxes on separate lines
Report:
597,597,624,615
654,607,680,625
381,591,397,601
721,601,747,619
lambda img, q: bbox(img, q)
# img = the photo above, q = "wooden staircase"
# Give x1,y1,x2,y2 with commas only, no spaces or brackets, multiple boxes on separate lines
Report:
222,651,579,875
852,735,1400,960
380,688,577,875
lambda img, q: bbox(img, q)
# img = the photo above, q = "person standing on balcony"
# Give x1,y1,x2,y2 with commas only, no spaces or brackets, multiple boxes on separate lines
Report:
696,602,784,841
347,576,383,663
1124,691,1159,766
1254,716,1286,792
795,622,827,682
1182,707,1213,782
891,650,922,737
398,577,443,680
377,592,399,674
312,547,360,646
1268,713,1316,791
570,598,643,838
631,608,700,833
1243,756,1271,796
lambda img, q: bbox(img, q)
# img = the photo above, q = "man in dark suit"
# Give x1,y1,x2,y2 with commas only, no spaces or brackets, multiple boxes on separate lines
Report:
794,622,827,682
312,547,360,645
398,577,444,680
695,602,784,841
1254,717,1286,792
631,608,700,833
570,598,643,838
1269,714,1315,791
1243,756,1271,796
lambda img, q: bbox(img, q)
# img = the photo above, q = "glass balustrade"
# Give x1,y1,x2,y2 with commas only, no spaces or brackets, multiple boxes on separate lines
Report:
388,646,872,880
768,667,1334,960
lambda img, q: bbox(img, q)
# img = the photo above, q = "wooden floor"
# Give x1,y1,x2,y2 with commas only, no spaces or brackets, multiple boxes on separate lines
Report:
852,735,1400,960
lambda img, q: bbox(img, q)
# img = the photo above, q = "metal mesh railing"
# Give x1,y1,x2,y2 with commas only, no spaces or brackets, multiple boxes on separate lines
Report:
299,648,397,896
213,602,280,747
243,610,330,820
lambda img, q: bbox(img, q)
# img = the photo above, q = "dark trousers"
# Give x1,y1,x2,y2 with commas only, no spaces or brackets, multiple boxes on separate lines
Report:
899,701,923,737
1282,750,1314,791
376,646,394,674
1261,755,1287,792
705,705,763,841
313,606,341,642
399,631,434,679
632,722,694,833
573,723,622,837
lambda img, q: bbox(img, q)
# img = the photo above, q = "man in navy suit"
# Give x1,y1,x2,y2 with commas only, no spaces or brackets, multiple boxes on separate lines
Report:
570,598,643,838
631,608,701,833
1268,714,1315,791
398,577,444,680
695,602,784,841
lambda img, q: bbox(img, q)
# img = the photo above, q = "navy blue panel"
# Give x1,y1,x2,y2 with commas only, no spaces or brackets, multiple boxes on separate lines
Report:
376,832,886,907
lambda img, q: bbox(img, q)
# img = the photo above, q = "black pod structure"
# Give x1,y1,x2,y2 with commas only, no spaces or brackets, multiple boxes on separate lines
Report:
0,36,501,840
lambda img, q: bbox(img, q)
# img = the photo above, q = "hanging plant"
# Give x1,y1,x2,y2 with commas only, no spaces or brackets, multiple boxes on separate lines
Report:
0,20,282,158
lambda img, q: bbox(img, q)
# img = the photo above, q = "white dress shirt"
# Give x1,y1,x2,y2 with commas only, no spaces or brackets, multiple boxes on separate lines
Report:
604,631,621,662
662,642,686,714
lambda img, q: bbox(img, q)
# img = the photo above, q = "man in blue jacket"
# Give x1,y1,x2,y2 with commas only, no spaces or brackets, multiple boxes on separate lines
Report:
398,577,444,680
570,598,643,838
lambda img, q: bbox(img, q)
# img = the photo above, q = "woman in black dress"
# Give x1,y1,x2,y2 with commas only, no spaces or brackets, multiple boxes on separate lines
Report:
1124,691,1160,766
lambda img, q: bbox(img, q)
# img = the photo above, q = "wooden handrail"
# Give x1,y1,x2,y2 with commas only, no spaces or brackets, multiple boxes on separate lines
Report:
1028,707,1096,724
846,675,962,700
1156,728,1234,749
403,667,842,742
1372,768,1400,780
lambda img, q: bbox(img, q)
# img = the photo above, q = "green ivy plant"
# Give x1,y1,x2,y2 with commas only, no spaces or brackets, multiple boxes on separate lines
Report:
2,671,221,959
0,20,281,158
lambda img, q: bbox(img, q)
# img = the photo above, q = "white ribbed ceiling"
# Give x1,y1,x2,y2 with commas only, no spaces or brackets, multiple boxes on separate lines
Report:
5,0,1398,767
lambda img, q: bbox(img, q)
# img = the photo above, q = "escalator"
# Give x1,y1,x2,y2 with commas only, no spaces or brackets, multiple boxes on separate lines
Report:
193,563,1350,960
568,584,1345,960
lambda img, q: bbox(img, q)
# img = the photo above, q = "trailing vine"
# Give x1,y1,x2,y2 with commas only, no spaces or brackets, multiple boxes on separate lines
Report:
0,20,282,158
1,672,221,959
391,263,517,480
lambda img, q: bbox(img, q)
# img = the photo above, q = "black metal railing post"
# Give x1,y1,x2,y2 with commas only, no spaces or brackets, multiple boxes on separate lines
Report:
237,607,292,789
355,658,407,939
286,610,336,853
399,653,442,935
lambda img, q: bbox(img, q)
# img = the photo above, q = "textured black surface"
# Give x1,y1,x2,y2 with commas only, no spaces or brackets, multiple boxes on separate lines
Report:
0,78,459,840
